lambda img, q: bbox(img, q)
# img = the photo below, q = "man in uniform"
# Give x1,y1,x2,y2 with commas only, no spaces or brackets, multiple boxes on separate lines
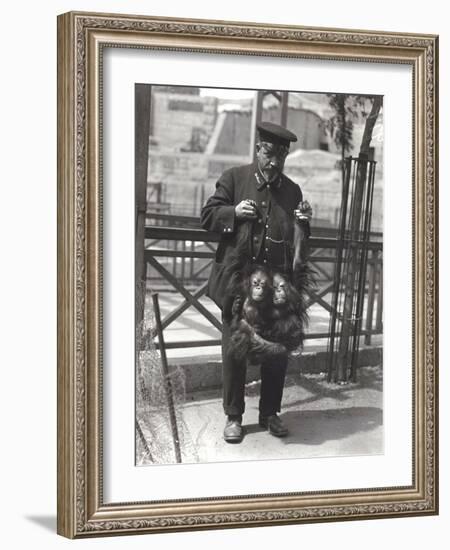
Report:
200,121,311,443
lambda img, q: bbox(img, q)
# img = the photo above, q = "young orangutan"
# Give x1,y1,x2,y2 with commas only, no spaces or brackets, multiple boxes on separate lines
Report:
223,199,314,363
226,265,311,363
264,272,307,353
227,265,287,363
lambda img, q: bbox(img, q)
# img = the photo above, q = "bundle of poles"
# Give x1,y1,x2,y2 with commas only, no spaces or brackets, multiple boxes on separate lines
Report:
327,154,377,383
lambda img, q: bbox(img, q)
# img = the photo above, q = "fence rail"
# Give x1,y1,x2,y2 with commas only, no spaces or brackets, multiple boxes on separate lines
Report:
143,215,383,351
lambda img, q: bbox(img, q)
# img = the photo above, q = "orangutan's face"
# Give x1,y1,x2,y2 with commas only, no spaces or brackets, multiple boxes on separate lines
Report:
250,270,271,303
273,273,288,306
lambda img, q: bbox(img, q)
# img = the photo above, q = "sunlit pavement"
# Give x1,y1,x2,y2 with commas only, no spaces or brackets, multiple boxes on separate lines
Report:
138,365,383,466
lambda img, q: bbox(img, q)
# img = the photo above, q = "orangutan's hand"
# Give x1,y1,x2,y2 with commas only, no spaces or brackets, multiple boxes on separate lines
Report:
294,200,313,224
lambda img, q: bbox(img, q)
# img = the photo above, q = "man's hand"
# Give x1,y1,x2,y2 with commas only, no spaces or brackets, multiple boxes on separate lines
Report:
235,199,257,220
294,200,313,224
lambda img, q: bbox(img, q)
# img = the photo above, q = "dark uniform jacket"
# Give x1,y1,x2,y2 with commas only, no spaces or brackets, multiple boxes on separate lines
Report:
200,162,305,309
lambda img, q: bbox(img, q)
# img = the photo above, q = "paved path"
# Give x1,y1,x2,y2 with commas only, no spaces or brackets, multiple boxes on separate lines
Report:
137,365,383,465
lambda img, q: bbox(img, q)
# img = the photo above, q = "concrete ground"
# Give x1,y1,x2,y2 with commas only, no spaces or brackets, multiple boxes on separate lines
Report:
137,291,383,466
138,365,383,466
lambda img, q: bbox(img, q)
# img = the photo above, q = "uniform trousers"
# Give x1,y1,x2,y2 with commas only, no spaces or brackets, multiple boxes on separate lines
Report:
221,317,288,418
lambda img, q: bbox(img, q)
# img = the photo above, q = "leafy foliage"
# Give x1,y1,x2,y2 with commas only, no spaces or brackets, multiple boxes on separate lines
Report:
326,94,372,157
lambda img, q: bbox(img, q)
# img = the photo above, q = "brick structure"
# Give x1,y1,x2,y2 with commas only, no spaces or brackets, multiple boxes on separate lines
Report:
150,89,218,152
146,87,382,226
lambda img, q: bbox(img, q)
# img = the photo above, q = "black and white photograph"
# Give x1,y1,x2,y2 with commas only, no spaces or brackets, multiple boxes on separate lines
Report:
135,84,384,466
1,0,444,545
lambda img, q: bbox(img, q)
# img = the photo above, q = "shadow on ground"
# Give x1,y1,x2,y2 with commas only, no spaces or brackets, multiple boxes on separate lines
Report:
186,365,383,405
278,406,382,446
138,365,384,465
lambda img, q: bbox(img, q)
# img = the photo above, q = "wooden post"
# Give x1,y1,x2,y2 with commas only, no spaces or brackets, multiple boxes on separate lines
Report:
252,91,264,162
364,249,377,345
280,91,289,128
190,240,195,280
181,240,186,283
152,293,182,463
200,184,205,213
135,84,152,329
173,240,178,279
376,257,383,332
193,185,198,216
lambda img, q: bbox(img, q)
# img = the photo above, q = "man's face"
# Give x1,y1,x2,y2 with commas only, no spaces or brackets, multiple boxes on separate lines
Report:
256,141,289,182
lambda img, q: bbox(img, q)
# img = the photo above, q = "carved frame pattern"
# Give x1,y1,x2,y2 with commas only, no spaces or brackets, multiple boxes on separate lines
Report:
57,11,438,538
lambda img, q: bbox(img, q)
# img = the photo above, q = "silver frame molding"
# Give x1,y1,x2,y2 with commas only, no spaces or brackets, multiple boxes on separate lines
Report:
57,11,439,538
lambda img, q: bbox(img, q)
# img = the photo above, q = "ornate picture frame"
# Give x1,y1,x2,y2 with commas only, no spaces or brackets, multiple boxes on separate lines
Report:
57,11,438,538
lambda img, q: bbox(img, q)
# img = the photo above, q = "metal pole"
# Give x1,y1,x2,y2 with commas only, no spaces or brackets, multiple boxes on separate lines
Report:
327,157,351,382
350,160,376,381
336,155,369,382
152,293,182,463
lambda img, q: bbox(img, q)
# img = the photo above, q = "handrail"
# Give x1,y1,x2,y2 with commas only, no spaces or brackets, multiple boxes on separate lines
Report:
145,224,383,251
143,222,383,350
145,213,383,236
145,225,220,242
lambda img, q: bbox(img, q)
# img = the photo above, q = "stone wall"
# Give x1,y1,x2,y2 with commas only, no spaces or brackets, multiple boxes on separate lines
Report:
150,91,218,152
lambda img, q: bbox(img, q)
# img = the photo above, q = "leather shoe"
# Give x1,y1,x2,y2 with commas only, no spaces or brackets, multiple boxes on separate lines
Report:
223,416,244,443
259,414,289,437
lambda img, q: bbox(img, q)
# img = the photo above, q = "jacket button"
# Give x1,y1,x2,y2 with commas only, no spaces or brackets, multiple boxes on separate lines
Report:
262,201,266,207
253,236,258,242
